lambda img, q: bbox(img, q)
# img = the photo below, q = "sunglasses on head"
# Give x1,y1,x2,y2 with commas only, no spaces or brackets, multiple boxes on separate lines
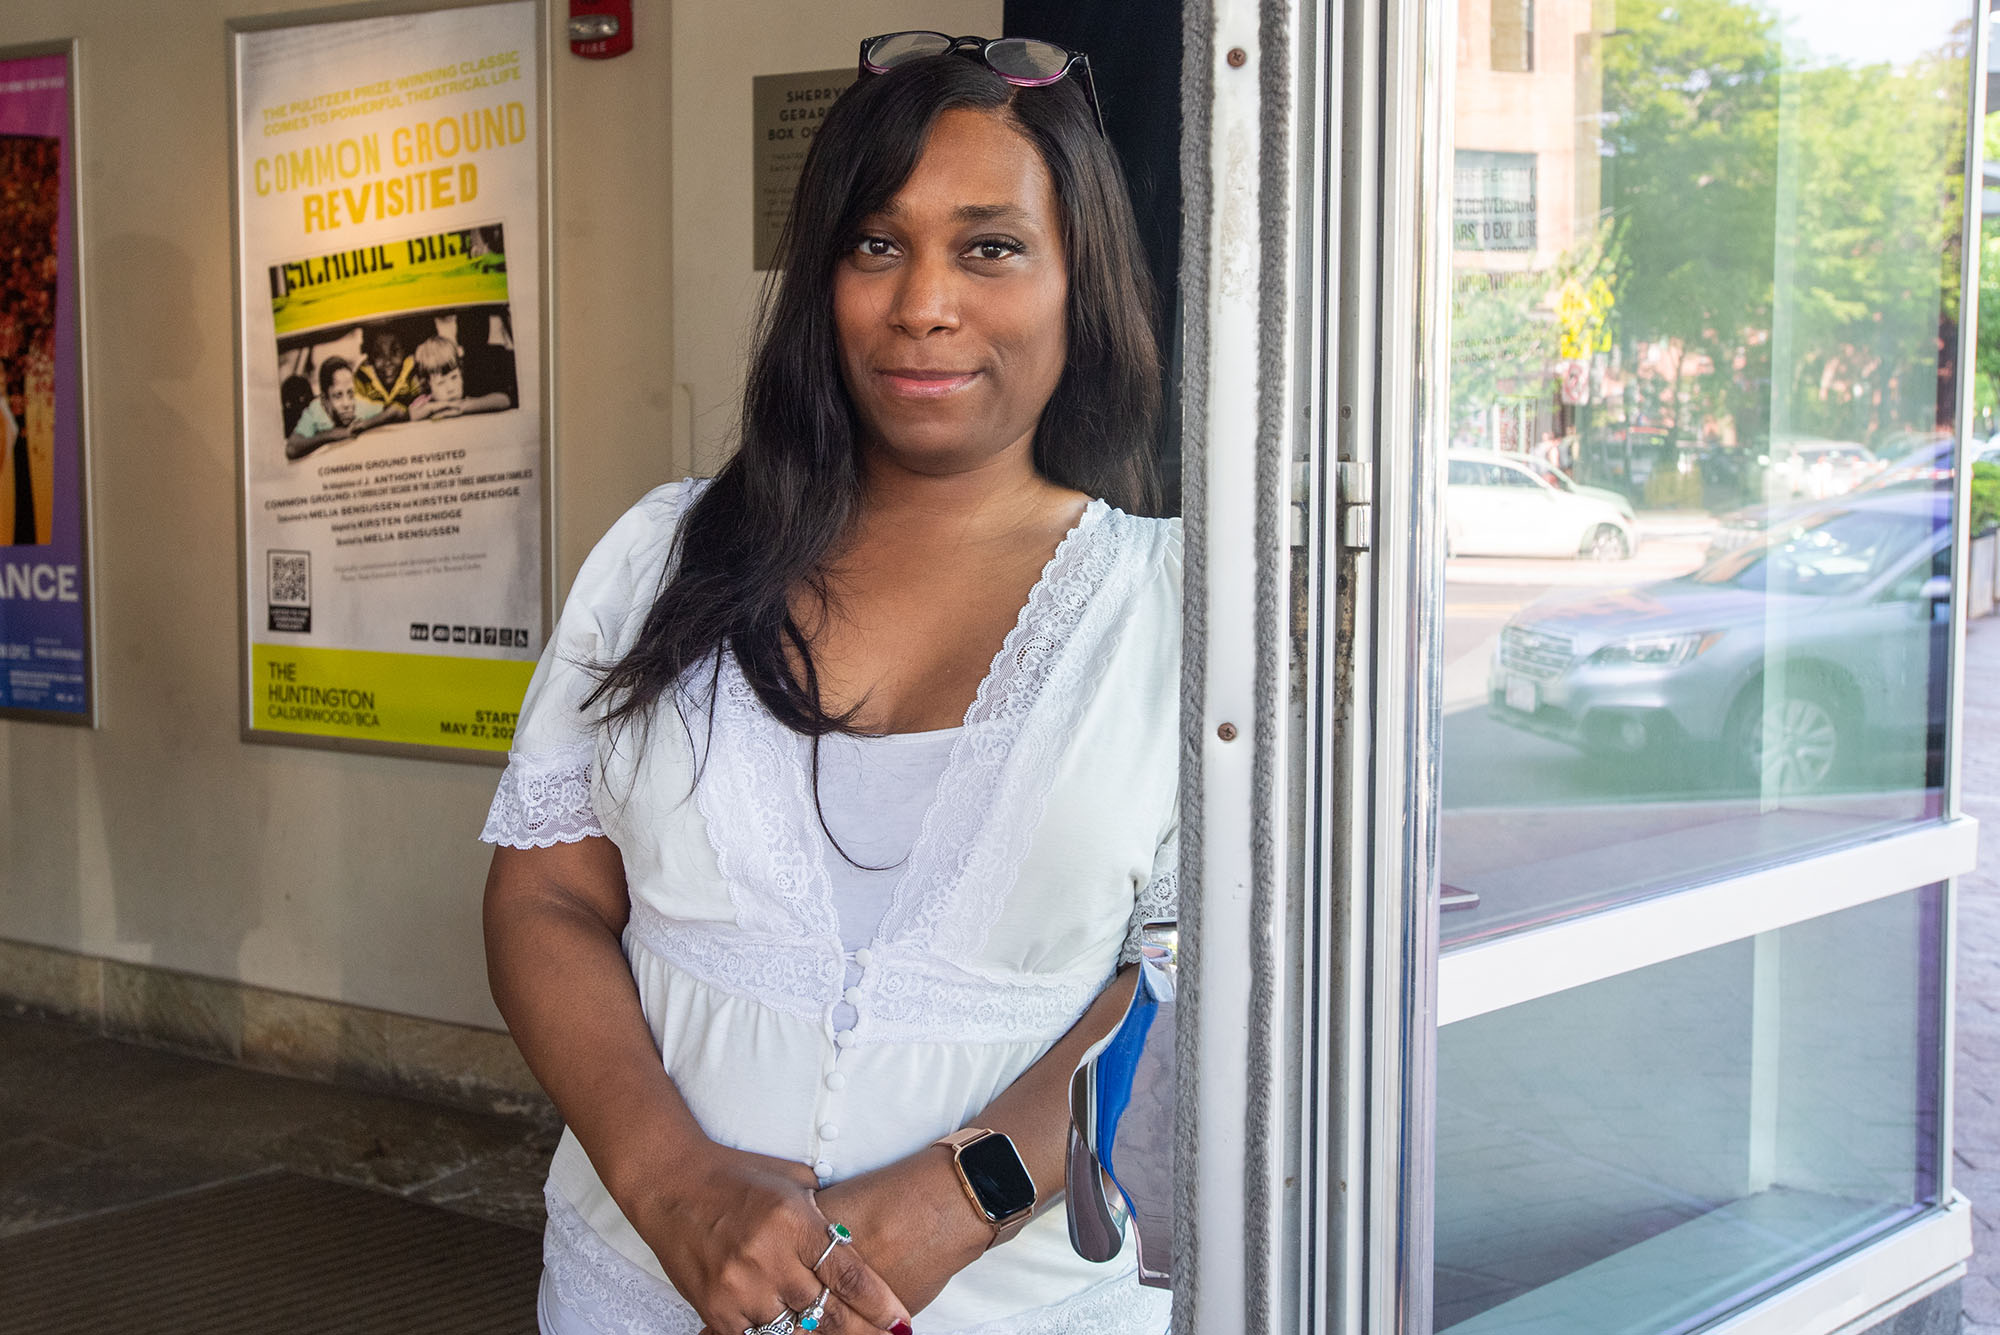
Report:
857,31,1106,137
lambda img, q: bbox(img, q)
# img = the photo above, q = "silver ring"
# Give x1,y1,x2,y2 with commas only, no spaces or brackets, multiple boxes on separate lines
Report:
800,1287,831,1332
812,1220,854,1271
744,1311,797,1335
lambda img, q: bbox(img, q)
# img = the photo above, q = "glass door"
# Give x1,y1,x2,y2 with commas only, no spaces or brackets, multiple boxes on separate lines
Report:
1268,0,1984,1332
1425,0,1983,1331
1168,0,1978,1329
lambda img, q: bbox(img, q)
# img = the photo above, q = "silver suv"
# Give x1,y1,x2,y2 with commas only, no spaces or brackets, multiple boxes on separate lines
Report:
1487,490,1950,791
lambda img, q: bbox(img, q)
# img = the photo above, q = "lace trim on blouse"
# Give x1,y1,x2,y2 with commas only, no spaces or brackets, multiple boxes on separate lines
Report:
862,947,1110,1046
482,741,602,848
624,900,839,1023
694,660,839,941
543,1185,701,1335
542,1184,1162,1335
879,503,1153,960
1120,869,1178,967
625,903,1109,1046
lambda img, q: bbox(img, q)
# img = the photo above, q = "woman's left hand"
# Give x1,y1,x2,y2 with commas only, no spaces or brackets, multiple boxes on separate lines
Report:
815,1151,993,1315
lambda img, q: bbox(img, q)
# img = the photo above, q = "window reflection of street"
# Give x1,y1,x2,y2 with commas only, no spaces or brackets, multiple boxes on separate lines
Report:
1433,0,1969,1326
1439,0,1967,943
1442,482,1949,948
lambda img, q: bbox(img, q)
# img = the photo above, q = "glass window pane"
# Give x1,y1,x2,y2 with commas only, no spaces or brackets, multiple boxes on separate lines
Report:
1435,889,1943,1331
1490,0,1536,74
1441,0,1973,944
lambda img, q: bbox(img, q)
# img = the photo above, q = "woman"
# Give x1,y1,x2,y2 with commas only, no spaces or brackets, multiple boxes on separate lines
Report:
482,36,1178,1335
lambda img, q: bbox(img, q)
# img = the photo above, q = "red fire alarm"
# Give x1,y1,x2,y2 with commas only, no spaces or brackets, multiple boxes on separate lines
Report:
569,0,633,59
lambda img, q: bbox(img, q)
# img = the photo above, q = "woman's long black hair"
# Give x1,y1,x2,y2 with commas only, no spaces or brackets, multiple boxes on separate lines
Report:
588,52,1163,741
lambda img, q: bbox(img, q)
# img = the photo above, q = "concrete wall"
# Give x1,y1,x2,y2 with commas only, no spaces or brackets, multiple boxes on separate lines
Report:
0,0,684,1032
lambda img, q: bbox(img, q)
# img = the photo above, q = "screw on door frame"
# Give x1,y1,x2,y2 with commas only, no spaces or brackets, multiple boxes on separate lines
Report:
1226,47,1248,67
1217,722,1239,741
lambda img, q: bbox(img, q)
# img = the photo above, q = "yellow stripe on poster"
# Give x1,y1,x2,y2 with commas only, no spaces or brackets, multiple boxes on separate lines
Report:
271,231,508,336
251,643,533,750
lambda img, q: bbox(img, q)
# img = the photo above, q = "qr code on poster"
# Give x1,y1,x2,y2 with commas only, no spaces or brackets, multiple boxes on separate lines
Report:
267,551,312,632
268,551,310,605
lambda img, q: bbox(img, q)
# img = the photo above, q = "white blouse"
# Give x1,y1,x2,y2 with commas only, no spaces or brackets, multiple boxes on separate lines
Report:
482,480,1180,1335
815,726,963,947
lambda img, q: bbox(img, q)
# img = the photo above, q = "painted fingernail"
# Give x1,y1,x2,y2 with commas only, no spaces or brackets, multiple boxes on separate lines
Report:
890,1323,913,1335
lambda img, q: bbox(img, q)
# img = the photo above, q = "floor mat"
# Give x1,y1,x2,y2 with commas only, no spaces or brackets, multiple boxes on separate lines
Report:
0,1171,541,1333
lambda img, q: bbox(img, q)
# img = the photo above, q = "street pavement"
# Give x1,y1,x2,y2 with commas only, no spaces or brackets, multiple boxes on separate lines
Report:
1960,615,2000,1332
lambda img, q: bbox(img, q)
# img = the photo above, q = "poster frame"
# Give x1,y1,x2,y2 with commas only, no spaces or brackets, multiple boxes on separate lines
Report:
0,37,97,729
225,0,554,766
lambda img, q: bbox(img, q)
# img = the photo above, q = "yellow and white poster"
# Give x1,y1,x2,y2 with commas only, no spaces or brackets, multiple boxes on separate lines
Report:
233,3,542,755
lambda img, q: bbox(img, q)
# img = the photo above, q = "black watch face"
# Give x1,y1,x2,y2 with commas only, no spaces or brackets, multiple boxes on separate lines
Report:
960,1134,1036,1219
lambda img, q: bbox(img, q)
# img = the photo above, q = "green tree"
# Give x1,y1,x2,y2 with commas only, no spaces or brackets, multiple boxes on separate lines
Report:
1449,233,1617,439
1777,52,1967,443
1593,1,1967,452
1976,219,2000,434
1598,0,1782,444
1975,117,2000,435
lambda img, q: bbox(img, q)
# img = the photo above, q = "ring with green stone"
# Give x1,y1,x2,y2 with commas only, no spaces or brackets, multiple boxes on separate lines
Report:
811,1221,853,1271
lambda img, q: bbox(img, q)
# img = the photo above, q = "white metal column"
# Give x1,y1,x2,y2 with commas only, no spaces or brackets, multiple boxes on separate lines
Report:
1177,0,1306,1329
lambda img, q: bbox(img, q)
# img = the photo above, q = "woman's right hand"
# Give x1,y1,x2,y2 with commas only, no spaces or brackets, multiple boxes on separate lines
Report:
631,1142,915,1335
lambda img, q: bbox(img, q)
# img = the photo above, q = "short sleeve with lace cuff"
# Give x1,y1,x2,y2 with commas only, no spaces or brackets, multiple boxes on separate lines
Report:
482,742,603,848
1120,820,1178,966
480,481,695,850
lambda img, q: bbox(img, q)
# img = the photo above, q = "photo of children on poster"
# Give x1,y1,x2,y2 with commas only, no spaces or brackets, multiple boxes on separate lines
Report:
272,225,519,462
235,2,544,751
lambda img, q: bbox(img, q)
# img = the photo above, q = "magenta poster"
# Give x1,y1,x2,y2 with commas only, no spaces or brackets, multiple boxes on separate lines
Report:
0,49,89,723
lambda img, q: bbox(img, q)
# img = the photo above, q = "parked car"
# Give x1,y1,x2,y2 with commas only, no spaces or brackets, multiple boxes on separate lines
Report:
1702,496,1820,563
1489,490,1950,791
1447,450,1638,560
1585,423,1674,497
1702,436,1984,563
1765,436,1884,501
1527,462,1639,521
1868,433,1994,491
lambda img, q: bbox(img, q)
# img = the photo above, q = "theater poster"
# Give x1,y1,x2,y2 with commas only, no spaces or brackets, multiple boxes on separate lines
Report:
0,44,92,726
232,2,546,758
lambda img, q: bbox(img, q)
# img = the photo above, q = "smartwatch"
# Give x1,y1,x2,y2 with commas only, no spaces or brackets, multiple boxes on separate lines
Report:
933,1127,1037,1246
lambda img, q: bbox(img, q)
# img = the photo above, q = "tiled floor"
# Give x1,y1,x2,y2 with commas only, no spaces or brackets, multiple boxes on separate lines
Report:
0,1009,558,1241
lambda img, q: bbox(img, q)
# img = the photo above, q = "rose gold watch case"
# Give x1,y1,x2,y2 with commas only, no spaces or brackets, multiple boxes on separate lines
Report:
934,1128,1036,1246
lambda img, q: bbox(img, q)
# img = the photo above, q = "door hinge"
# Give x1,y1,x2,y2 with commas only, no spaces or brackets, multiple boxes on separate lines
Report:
1336,460,1373,551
